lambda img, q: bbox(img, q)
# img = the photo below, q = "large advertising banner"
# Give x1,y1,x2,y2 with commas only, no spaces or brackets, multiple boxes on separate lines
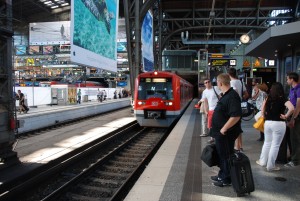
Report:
71,0,119,72
141,11,154,72
29,21,71,45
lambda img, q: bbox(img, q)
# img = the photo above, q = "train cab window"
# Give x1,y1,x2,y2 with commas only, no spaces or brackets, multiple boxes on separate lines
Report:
138,77,173,100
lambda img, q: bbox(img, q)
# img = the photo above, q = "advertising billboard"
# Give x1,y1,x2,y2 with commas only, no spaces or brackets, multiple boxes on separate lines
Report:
29,21,70,45
43,46,54,55
71,0,119,72
15,45,27,55
29,46,41,55
141,11,154,72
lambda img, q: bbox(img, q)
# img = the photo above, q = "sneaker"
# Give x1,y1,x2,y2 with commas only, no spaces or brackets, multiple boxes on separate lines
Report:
213,180,231,187
267,166,280,171
284,161,296,167
256,160,266,167
210,175,221,182
200,133,208,137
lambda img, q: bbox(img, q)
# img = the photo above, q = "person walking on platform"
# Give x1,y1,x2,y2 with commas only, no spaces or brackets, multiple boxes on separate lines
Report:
198,98,208,137
256,82,294,171
103,90,107,101
17,89,29,114
228,68,249,152
97,89,103,102
199,78,221,141
210,73,242,187
285,72,300,167
77,89,81,104
252,84,267,141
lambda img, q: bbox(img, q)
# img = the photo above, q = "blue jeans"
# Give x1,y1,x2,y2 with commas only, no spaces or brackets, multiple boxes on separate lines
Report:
215,134,236,183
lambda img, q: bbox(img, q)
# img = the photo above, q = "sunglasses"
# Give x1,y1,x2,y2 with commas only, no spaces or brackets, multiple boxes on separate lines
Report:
204,81,210,84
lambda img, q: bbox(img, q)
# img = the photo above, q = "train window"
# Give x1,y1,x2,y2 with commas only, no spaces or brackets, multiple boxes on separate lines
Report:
138,77,173,100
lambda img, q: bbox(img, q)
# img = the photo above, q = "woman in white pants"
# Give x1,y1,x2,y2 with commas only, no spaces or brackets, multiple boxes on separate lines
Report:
256,82,294,171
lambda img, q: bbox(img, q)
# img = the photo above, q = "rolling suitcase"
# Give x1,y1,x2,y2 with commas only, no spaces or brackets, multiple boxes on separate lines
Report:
230,152,255,197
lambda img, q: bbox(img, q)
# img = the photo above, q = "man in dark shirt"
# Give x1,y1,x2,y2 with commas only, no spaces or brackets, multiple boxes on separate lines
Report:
210,73,242,187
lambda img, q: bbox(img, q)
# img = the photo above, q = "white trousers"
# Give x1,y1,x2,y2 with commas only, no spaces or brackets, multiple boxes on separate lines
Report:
201,113,208,135
259,120,286,170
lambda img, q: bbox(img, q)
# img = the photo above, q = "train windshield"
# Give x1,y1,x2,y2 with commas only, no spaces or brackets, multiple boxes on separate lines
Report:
138,77,173,100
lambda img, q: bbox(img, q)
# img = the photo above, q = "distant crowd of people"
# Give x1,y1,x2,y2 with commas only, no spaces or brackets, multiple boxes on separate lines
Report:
199,68,300,187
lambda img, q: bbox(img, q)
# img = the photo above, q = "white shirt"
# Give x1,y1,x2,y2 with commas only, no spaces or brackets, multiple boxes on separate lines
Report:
201,86,221,110
230,79,247,100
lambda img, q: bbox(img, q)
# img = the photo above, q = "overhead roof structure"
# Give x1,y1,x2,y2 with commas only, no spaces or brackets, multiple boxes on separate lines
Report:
10,0,299,49
245,20,300,59
158,0,299,51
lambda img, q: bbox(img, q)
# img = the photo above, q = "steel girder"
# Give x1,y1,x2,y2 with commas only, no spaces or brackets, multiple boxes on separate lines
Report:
159,5,296,51
0,1,17,165
124,0,298,77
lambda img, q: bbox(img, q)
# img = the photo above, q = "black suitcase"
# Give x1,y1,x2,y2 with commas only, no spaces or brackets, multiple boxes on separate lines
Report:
230,152,255,197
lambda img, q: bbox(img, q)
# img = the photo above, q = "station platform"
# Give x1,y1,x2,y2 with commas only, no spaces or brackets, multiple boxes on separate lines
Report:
1,99,299,201
125,99,300,201
16,98,131,134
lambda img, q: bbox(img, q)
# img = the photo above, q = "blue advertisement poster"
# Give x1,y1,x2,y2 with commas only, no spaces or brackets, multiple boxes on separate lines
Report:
15,45,27,55
141,11,154,72
71,0,119,72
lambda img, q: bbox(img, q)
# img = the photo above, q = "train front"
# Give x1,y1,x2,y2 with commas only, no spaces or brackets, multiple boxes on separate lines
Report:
133,71,179,127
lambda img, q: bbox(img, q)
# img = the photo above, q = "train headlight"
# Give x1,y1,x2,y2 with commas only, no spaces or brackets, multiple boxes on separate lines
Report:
165,102,173,106
138,101,145,105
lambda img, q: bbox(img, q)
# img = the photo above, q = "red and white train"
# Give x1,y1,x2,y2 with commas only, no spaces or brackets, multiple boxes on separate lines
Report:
134,71,193,127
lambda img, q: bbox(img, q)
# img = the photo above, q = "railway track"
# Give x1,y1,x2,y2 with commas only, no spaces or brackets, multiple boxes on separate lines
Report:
1,124,170,201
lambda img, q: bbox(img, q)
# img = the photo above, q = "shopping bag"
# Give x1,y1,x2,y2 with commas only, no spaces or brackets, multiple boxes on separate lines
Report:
253,116,265,133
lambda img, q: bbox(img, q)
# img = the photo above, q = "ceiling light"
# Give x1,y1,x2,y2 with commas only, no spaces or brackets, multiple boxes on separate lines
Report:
61,3,69,6
51,5,59,9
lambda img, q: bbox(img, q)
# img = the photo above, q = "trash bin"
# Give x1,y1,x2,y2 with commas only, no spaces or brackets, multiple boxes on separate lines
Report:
83,95,88,102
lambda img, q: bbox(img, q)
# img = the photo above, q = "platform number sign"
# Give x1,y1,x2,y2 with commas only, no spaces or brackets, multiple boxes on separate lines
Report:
230,59,236,66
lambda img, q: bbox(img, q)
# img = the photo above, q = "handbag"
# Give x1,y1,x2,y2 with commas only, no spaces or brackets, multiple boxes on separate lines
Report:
254,111,262,122
253,116,265,133
201,144,219,167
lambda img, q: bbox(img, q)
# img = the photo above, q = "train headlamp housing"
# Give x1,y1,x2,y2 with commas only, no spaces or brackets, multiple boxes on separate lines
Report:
164,102,173,106
138,101,146,105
